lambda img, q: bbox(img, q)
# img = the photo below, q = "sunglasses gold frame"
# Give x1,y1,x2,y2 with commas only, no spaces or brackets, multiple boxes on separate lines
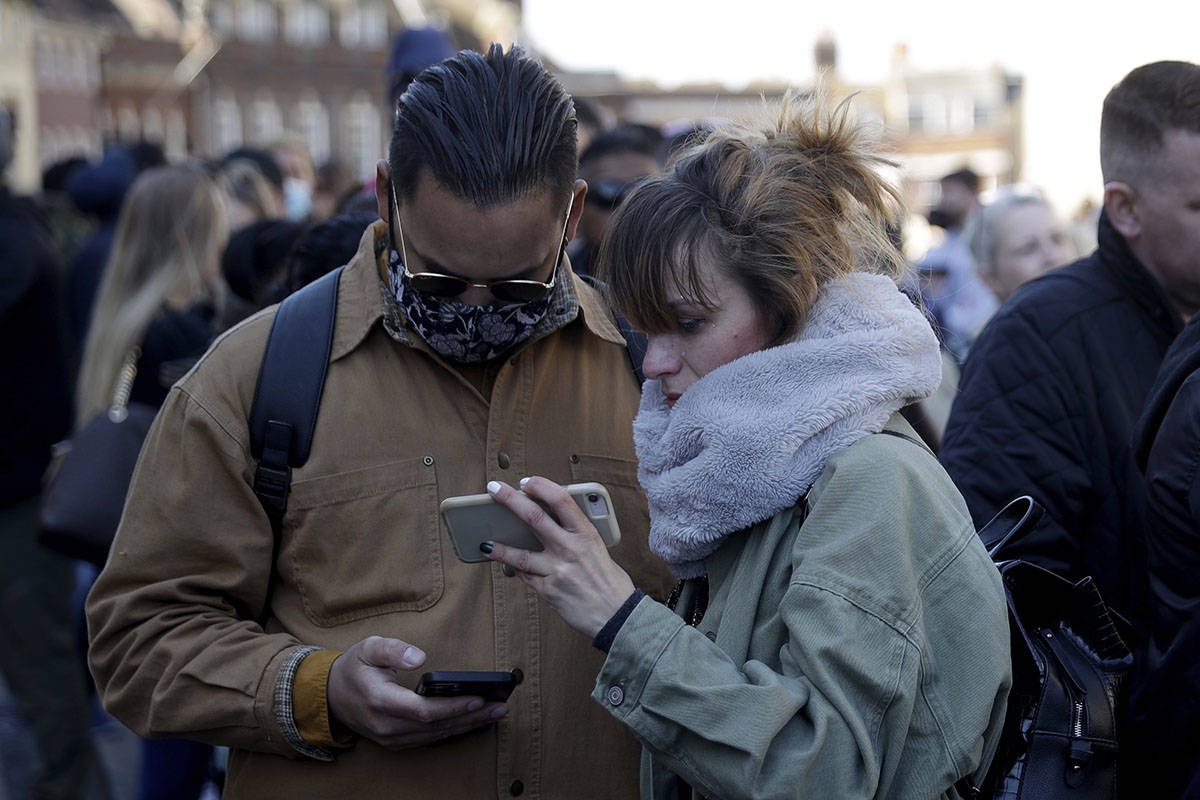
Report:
389,183,573,304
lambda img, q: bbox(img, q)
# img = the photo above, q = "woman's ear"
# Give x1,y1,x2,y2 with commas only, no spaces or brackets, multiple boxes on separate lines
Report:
1103,181,1141,240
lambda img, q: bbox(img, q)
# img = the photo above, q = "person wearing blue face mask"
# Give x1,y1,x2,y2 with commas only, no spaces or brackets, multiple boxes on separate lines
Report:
85,44,674,799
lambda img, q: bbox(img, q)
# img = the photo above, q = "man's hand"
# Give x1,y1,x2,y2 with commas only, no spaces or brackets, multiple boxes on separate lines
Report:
326,636,507,750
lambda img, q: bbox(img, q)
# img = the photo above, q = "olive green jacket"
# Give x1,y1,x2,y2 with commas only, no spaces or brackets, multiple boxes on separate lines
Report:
593,417,1011,799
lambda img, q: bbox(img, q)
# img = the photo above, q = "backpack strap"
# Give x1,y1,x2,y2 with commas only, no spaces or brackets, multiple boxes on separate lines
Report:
249,266,343,532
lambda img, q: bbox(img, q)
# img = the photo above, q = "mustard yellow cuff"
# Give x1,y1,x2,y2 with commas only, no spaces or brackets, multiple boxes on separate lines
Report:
293,649,355,748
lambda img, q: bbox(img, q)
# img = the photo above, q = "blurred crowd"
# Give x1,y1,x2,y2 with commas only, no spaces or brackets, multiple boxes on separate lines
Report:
1,42,1198,800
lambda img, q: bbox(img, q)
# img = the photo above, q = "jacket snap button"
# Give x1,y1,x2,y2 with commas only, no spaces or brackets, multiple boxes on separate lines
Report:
606,685,625,706
498,452,511,469
422,456,434,467
509,779,524,796
569,454,580,464
705,631,717,641
510,667,524,685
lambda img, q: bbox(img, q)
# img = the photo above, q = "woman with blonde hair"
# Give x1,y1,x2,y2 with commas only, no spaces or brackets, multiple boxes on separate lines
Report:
76,164,227,425
965,184,1075,304
76,163,228,799
483,97,1011,799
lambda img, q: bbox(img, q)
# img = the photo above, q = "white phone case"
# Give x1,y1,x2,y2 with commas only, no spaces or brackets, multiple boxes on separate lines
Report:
440,482,621,563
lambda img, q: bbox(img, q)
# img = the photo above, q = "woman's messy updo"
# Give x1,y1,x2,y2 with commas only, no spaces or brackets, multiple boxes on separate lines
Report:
597,93,906,344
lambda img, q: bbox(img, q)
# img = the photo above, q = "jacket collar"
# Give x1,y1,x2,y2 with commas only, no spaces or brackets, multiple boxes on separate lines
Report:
1095,210,1184,340
330,221,626,363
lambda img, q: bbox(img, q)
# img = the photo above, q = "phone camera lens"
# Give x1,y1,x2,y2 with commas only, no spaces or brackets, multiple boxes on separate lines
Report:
587,493,599,503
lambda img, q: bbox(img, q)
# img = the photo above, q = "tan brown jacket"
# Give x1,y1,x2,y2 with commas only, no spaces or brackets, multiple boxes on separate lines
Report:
87,223,674,799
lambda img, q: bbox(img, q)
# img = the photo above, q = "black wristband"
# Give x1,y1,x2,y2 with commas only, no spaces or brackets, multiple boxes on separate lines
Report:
592,589,645,653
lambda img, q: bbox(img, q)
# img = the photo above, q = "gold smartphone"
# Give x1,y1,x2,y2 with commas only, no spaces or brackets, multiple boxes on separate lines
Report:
439,482,621,563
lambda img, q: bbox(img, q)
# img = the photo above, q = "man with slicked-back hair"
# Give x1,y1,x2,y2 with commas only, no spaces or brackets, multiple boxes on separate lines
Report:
87,44,673,798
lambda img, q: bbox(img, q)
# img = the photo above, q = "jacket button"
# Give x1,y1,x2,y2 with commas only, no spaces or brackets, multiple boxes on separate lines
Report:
705,631,717,641
510,667,524,685
422,456,434,466
498,452,511,469
509,779,524,796
606,685,625,706
569,453,580,464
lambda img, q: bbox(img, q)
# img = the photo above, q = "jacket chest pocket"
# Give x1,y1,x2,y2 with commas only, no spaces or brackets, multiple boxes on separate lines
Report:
283,456,444,626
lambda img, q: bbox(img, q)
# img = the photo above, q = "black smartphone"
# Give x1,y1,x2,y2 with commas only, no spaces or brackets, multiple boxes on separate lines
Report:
415,670,521,702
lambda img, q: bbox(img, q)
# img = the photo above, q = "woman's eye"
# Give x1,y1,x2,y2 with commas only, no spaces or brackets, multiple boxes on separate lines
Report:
678,317,705,333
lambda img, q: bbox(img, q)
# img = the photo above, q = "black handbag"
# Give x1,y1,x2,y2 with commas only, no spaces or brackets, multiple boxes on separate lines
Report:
39,348,158,565
961,496,1133,799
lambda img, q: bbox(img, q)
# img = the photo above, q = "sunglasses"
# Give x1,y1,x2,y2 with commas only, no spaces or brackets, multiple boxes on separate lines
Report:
389,183,572,304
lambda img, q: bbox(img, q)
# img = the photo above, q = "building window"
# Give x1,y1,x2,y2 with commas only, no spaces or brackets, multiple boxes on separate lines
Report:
237,0,277,42
51,39,69,89
98,107,115,142
285,0,328,45
167,110,187,161
342,94,380,182
83,42,100,91
211,0,235,37
249,93,283,143
974,103,993,128
36,40,55,85
339,2,387,49
143,107,164,144
117,106,141,142
921,94,947,135
295,94,330,163
214,92,243,153
69,41,88,91
948,97,974,134
906,98,923,133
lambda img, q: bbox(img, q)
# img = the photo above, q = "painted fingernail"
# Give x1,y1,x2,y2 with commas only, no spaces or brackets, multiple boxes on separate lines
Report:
519,477,531,488
479,542,494,554
486,481,501,494
491,705,508,719
467,699,484,712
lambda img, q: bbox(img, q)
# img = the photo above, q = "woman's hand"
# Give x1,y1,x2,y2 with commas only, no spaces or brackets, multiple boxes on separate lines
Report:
483,477,635,640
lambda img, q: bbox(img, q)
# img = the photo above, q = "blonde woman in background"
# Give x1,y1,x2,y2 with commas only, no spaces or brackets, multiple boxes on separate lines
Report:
76,164,228,800
966,185,1077,305
76,164,228,425
483,97,1011,799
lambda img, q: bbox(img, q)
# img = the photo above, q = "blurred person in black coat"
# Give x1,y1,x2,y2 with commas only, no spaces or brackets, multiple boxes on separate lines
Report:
1131,313,1200,798
0,103,97,800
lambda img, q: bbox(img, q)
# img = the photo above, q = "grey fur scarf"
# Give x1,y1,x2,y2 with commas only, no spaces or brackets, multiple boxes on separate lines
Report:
633,272,942,578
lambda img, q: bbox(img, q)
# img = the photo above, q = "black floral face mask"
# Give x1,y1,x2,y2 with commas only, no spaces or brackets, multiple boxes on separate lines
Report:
389,250,554,363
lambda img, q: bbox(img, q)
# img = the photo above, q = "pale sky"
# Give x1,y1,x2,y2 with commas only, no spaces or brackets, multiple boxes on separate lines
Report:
522,0,1200,213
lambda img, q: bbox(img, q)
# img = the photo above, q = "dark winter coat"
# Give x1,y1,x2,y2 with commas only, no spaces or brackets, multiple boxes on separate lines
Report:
0,188,73,505
1127,314,1200,799
940,211,1182,633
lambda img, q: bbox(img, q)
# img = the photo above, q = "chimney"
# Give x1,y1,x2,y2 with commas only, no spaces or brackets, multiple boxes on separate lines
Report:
814,31,837,74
